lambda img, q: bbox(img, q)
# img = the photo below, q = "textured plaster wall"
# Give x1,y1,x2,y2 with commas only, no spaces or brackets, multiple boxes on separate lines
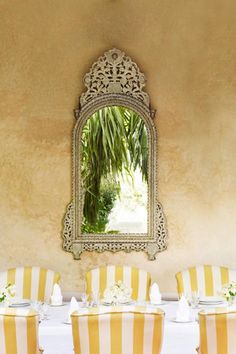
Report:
0,0,236,293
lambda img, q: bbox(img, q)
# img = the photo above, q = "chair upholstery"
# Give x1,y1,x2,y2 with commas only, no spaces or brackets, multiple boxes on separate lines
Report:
198,308,236,354
85,265,151,301
71,307,164,354
0,308,42,354
175,265,236,297
0,267,60,302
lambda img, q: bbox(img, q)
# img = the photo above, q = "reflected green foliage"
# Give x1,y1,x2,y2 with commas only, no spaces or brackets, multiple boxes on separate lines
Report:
81,106,148,230
121,106,148,182
81,180,120,233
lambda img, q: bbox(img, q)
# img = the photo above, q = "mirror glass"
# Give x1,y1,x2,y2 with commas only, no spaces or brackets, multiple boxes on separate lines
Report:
81,105,148,234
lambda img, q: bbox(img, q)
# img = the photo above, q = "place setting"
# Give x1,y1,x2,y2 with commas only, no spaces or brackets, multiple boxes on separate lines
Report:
170,295,196,324
63,297,79,325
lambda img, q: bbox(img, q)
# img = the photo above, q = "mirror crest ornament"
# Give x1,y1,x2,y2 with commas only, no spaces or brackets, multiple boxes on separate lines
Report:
62,48,168,260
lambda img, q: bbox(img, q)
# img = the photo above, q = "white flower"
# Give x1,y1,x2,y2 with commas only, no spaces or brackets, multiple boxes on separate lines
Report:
103,281,132,304
0,283,16,303
221,281,236,300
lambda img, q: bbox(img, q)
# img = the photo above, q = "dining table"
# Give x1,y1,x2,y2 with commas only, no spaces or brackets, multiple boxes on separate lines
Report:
39,300,201,354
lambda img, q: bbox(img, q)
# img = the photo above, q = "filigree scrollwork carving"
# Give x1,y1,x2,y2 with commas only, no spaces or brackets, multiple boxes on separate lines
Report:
62,202,73,252
62,48,168,260
80,48,150,108
156,202,168,249
147,203,167,260
72,243,83,260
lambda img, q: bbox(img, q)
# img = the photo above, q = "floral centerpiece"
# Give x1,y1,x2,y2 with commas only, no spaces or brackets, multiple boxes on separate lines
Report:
103,281,132,305
0,283,16,306
221,281,236,305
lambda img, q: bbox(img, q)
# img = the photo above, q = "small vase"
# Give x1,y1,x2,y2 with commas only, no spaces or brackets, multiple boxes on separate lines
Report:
227,296,235,307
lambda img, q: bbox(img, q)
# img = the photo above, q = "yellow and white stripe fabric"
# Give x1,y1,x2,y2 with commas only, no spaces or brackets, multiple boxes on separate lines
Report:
71,306,164,354
0,308,40,354
198,308,236,354
85,266,151,301
175,265,236,297
0,267,60,302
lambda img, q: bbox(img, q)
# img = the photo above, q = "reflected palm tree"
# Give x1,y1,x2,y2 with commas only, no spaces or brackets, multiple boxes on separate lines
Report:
81,106,148,231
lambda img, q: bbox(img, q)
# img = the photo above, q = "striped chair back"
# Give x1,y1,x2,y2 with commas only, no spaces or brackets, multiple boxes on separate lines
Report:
199,308,236,354
0,308,40,354
175,265,236,297
71,308,164,354
85,266,151,301
0,267,60,302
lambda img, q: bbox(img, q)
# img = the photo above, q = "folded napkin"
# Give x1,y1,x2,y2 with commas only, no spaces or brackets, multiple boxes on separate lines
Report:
51,284,63,306
149,283,162,305
67,296,79,323
176,295,190,322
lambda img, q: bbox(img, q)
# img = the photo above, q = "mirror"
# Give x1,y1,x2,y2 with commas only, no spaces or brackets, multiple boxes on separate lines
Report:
81,106,148,235
62,48,167,260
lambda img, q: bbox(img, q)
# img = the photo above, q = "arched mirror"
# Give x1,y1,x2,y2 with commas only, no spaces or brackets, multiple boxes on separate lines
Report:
81,106,148,235
62,48,167,260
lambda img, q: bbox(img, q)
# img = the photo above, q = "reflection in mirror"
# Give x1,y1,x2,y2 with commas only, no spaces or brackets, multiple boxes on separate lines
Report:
81,106,148,234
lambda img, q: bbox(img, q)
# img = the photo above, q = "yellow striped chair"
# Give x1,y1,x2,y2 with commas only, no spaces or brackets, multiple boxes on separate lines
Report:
0,267,60,302
175,265,236,297
198,308,236,354
71,307,164,354
0,308,42,354
85,266,151,301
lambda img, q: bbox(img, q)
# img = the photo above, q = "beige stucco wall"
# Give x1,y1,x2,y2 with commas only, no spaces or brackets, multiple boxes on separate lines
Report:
0,0,236,293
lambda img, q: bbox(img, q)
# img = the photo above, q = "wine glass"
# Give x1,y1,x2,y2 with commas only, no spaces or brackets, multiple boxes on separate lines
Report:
31,301,44,321
81,293,89,307
92,291,100,307
190,291,200,309
42,302,49,320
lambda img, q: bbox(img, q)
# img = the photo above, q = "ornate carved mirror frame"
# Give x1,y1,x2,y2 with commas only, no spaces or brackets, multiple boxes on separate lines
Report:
62,48,168,260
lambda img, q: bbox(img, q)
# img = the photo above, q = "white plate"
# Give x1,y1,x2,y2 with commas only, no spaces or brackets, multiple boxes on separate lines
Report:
199,301,224,305
120,301,134,305
200,296,223,303
101,301,112,306
50,303,66,307
170,318,195,323
9,302,30,308
149,301,168,306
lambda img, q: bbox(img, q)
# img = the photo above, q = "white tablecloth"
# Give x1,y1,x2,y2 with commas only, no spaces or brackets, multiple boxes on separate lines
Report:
39,302,199,354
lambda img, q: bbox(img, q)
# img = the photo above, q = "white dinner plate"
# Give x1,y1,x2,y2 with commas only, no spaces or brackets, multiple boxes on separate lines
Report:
199,301,224,306
101,301,113,306
199,296,223,303
50,303,66,307
149,301,168,306
170,318,195,323
200,301,224,304
9,301,30,308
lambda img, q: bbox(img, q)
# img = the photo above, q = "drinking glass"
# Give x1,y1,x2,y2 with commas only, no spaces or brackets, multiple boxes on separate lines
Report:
81,293,89,307
92,292,100,307
42,302,49,320
31,301,44,321
190,291,200,309
31,301,41,312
